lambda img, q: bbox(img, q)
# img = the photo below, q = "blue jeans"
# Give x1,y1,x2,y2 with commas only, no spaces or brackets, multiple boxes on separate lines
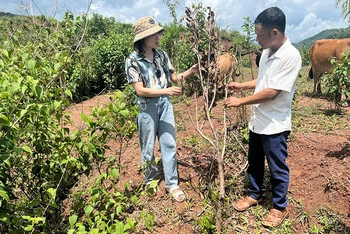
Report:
247,130,290,210
136,95,178,189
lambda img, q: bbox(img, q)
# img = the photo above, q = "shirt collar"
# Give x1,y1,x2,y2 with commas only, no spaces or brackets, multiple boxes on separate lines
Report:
133,49,161,61
267,37,291,59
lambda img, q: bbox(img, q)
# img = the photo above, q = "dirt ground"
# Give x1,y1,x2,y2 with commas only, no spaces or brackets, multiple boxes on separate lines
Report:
66,90,350,233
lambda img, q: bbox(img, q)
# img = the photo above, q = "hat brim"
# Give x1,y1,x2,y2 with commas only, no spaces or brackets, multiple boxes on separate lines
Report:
133,25,164,43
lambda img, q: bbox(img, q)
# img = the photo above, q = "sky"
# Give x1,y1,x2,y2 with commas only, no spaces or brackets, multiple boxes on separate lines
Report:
0,0,349,43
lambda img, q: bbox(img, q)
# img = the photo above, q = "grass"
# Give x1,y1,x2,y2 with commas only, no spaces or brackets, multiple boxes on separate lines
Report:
293,66,350,134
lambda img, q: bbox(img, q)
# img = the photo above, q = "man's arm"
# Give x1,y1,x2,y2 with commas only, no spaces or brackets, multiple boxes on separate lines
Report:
228,79,257,92
224,88,281,107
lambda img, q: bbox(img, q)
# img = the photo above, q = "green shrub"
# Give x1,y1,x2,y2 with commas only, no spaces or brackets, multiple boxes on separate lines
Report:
69,31,133,101
323,49,350,107
0,13,138,232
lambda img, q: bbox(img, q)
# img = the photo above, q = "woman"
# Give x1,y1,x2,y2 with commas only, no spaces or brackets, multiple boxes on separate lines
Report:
125,16,198,202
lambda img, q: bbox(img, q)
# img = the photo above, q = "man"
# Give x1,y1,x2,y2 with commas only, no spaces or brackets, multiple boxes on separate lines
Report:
224,7,302,227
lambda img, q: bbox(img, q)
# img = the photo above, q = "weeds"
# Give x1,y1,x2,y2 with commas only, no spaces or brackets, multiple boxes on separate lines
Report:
310,208,350,233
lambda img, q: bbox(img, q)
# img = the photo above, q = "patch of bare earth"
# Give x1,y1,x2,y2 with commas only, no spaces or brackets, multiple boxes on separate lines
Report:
66,93,350,233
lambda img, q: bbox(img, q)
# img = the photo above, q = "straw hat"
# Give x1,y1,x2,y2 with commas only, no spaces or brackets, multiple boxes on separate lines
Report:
133,16,164,43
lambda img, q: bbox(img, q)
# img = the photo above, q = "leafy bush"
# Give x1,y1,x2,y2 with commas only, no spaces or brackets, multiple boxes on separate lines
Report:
0,32,78,232
90,32,133,91
0,12,139,232
64,14,133,101
323,49,350,107
160,23,199,95
299,46,311,66
66,91,149,234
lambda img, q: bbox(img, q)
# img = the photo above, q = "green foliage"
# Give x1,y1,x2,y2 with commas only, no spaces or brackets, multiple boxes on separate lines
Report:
219,28,241,42
71,32,133,100
241,57,252,67
163,0,180,24
59,12,90,52
234,17,260,55
299,46,311,66
235,17,260,71
308,207,350,233
2,6,348,234
0,10,139,232
198,212,216,234
0,31,79,233
0,11,135,101
64,91,138,233
161,23,194,70
121,84,137,107
0,14,58,45
240,17,255,51
87,13,116,39
0,12,18,17
66,99,153,233
55,12,133,101
336,0,350,20
67,168,153,234
160,23,198,95
82,90,138,161
181,134,202,149
323,49,350,107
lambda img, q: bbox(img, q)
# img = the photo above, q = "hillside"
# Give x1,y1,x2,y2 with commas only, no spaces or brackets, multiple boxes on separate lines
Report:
65,65,350,233
294,27,350,49
0,12,18,17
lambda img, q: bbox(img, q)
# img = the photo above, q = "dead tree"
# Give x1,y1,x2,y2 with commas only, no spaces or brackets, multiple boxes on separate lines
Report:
184,6,233,232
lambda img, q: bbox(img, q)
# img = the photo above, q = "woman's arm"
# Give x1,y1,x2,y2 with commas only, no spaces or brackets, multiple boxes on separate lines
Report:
171,64,199,84
132,82,183,97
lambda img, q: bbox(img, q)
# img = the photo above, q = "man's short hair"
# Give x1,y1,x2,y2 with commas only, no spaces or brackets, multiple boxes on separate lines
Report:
254,7,286,33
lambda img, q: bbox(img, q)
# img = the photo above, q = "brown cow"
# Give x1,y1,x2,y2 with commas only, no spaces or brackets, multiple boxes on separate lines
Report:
216,52,238,87
207,53,238,108
309,38,350,93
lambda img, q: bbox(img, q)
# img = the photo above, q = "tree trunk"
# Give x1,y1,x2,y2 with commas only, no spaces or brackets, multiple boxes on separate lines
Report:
216,150,225,232
215,196,224,233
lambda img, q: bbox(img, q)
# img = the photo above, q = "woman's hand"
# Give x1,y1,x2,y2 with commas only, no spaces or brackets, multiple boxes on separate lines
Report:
167,86,183,96
190,63,199,74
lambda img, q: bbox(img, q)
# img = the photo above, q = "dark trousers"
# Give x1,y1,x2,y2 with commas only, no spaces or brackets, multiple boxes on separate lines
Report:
247,130,290,210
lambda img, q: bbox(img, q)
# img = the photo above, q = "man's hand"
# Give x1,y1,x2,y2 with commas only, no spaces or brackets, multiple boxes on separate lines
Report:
227,82,243,92
224,97,242,107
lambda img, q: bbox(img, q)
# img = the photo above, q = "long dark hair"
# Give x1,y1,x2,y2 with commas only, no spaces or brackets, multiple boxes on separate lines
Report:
134,39,145,54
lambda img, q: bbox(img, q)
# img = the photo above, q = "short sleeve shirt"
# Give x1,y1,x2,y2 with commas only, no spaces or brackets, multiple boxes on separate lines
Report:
249,38,302,135
125,49,174,89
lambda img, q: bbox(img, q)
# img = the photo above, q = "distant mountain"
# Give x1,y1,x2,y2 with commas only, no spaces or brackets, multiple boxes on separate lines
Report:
0,12,18,17
293,27,350,49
